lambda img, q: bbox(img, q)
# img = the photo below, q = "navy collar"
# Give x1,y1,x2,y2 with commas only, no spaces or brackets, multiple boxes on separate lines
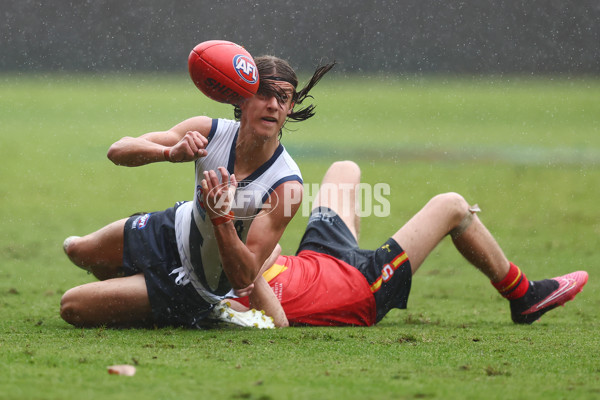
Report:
227,130,284,188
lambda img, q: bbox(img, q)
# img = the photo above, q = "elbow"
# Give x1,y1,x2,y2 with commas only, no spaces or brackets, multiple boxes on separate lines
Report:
276,318,289,328
269,310,289,328
106,137,133,165
106,143,120,165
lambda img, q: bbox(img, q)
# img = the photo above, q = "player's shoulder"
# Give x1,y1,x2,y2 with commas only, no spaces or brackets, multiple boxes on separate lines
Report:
177,117,239,143
172,116,214,137
210,118,240,138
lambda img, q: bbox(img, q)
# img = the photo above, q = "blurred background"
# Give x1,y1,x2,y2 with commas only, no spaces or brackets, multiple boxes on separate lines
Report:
2,0,599,75
1,6,599,398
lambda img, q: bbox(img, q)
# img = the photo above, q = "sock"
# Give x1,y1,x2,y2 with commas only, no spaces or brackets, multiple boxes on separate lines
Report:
491,262,529,300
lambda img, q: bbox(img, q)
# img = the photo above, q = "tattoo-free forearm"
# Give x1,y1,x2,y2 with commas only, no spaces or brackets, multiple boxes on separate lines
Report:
249,277,288,327
107,136,168,167
212,221,262,289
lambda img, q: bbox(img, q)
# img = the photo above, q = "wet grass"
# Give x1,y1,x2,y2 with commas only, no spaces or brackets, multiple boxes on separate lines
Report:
1,74,599,399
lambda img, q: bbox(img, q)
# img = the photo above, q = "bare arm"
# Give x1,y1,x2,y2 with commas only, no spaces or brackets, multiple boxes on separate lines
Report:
249,276,289,327
246,244,288,327
225,245,289,327
106,116,212,166
202,168,303,290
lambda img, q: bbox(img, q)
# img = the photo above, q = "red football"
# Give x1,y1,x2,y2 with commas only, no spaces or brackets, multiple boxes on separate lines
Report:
188,40,259,105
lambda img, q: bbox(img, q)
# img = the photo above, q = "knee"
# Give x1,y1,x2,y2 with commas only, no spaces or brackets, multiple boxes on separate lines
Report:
60,289,84,326
63,236,93,267
330,160,360,176
63,236,82,263
429,192,471,227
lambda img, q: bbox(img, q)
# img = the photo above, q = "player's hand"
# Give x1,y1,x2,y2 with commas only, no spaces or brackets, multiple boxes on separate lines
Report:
201,167,238,221
165,131,208,162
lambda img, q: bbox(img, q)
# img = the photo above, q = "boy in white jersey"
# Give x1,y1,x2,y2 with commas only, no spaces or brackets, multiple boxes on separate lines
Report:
60,56,335,328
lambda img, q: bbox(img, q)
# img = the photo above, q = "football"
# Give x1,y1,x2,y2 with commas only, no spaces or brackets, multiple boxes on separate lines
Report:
188,40,259,105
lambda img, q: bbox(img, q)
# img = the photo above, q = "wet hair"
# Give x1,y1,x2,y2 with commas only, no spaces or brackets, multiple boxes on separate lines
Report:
234,56,335,135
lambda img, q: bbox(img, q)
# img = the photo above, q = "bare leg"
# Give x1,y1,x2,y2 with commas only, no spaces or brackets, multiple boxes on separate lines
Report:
311,160,362,240
64,218,128,280
392,192,509,281
312,164,510,282
451,213,510,281
60,273,152,328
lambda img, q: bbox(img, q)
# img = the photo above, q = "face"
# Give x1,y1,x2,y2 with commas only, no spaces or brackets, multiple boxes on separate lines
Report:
239,80,295,138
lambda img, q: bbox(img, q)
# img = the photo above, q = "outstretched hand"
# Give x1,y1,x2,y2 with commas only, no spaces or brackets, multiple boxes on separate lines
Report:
165,130,208,162
201,167,238,221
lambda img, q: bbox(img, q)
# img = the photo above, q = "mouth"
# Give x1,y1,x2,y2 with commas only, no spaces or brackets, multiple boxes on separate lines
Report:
261,116,278,123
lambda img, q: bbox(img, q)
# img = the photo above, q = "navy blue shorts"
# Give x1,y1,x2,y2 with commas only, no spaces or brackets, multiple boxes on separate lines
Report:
296,207,412,323
122,203,212,328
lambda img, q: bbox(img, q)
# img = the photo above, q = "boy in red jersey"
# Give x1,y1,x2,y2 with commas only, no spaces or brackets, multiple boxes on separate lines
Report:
228,160,588,327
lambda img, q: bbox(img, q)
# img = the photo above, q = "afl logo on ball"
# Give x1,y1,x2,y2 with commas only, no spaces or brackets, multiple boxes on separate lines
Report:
233,55,258,84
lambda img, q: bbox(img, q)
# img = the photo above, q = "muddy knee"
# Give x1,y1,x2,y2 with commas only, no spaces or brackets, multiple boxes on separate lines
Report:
442,193,480,239
63,236,87,264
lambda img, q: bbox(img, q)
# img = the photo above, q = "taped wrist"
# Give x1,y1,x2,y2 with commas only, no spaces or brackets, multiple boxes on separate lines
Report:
211,211,235,226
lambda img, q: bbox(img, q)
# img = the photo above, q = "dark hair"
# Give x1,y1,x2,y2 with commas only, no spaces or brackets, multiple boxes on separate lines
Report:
234,56,335,136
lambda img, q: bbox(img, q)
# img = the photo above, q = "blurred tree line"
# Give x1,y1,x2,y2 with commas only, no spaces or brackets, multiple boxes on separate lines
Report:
1,0,598,74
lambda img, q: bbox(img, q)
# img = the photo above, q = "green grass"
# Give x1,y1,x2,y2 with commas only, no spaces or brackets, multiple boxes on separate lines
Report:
1,73,599,399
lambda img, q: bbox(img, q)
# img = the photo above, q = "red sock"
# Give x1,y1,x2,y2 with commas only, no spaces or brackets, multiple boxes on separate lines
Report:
491,262,529,300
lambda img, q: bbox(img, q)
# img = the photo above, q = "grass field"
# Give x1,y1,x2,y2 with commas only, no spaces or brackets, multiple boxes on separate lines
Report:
1,73,599,399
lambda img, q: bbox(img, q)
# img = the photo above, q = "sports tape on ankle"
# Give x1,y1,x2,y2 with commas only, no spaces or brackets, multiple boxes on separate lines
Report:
450,204,481,239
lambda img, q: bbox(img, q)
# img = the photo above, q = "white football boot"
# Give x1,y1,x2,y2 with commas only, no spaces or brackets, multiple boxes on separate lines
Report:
210,301,275,329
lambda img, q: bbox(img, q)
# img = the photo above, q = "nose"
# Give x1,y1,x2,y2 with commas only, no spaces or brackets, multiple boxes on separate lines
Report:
265,95,279,110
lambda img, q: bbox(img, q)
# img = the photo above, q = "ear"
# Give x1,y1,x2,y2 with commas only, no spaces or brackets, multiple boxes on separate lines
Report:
287,102,295,115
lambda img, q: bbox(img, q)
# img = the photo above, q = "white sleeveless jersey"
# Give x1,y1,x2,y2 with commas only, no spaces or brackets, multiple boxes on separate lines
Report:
174,118,302,303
